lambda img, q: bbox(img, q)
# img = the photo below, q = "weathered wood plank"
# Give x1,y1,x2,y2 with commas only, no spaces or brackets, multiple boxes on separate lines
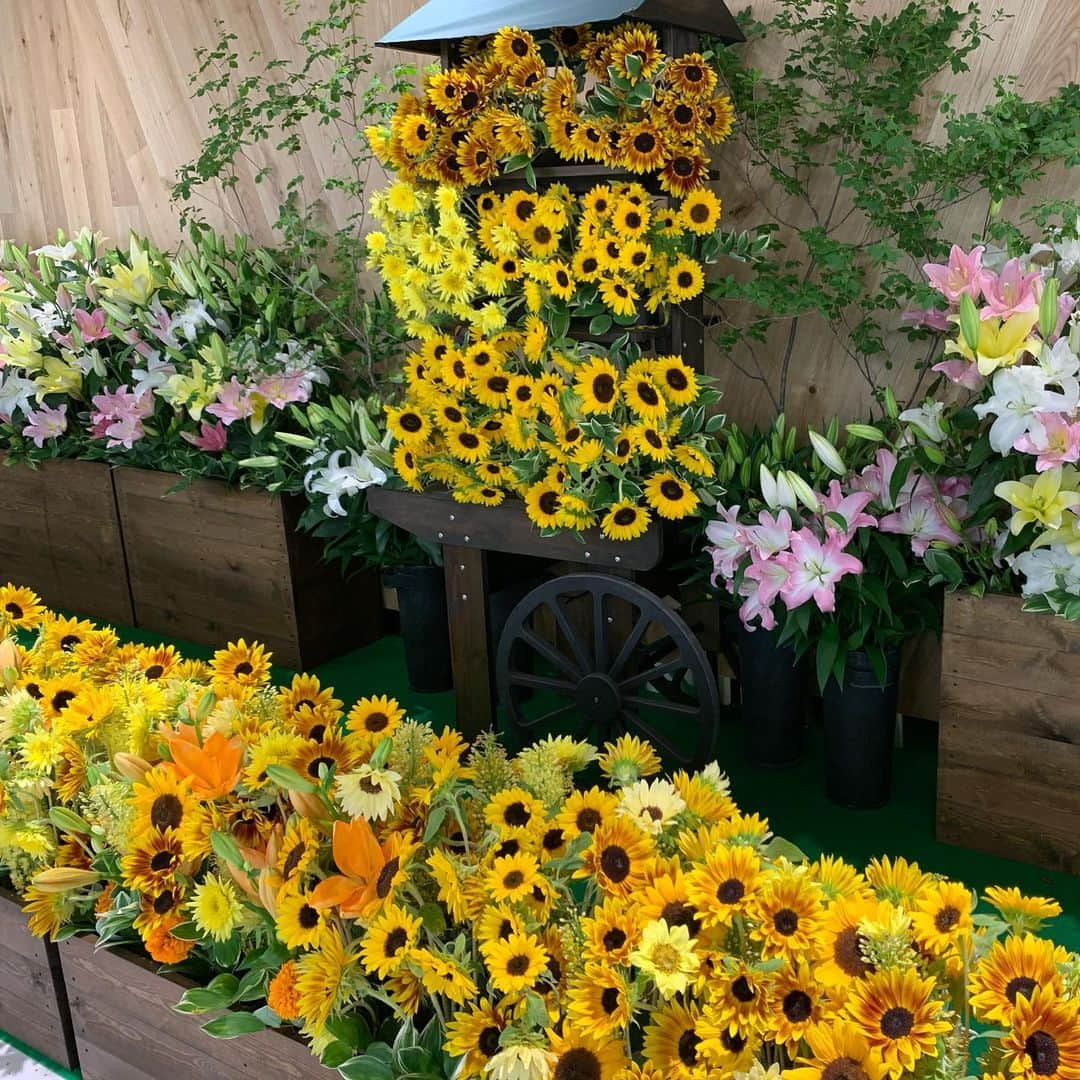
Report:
444,544,492,737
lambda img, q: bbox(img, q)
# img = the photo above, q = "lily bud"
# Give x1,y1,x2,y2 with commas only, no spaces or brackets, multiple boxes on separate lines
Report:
759,465,779,509
958,293,981,353
0,638,23,685
257,869,278,916
846,424,886,443
32,867,101,894
774,470,800,511
225,860,260,903
289,789,329,822
784,470,820,513
1040,277,1060,341
808,430,846,475
113,752,152,781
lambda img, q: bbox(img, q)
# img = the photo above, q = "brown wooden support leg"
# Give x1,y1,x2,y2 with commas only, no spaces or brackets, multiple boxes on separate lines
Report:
444,544,493,738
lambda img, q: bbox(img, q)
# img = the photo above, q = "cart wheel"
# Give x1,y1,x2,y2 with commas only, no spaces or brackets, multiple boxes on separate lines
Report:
495,573,720,769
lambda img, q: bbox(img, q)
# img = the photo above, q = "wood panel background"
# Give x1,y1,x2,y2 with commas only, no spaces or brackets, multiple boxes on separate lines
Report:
0,0,1077,425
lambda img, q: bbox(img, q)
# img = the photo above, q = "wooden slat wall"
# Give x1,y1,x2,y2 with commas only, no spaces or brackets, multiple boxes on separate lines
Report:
0,0,1076,426
937,592,1080,873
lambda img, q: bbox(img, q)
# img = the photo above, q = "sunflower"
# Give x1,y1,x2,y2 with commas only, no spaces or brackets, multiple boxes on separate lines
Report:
751,868,825,961
598,734,662,784
358,902,421,978
485,852,541,904
548,1024,626,1080
336,764,401,822
40,614,96,657
445,999,506,1078
571,120,611,163
474,370,512,409
459,134,499,186
608,22,663,82
866,855,930,908
621,375,666,425
130,764,194,834
985,886,1063,930
22,887,72,939
613,197,651,238
397,113,435,157
121,830,184,892
244,731,309,793
660,146,712,197
635,424,672,461
542,67,578,119
672,444,716,479
558,787,620,840
601,501,651,541
685,844,762,930
667,257,705,303
678,188,722,239
296,928,357,1035
702,962,771,1038
620,119,668,174
293,728,363,784
846,967,952,1078
817,895,891,990
504,190,540,232
664,53,718,99
210,639,271,691
483,931,549,995
524,481,565,529
447,426,490,463
274,817,321,886
386,404,433,445
569,358,618,415
38,674,85,721
644,999,704,1079
599,277,639,318
347,694,406,740
567,962,632,1039
619,239,652,276
578,817,654,898
619,778,686,835
969,934,1067,1024
911,880,973,956
492,26,539,68
0,584,45,629
523,217,561,258
644,471,700,520
279,673,342,730
393,444,424,491
485,787,545,836
700,94,736,140
1002,985,1080,1080
276,885,332,951
786,1019,888,1080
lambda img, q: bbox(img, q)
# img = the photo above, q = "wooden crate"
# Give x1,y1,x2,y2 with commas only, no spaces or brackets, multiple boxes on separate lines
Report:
0,887,78,1072
938,591,1080,872
62,934,325,1078
113,467,382,670
0,457,133,625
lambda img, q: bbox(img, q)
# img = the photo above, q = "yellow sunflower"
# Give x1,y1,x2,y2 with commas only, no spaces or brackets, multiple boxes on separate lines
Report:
276,885,332,951
786,1019,887,1080
577,816,654,898
1002,985,1080,1080
386,404,433,445
866,855,930,908
210,639,271,691
679,188,722,235
483,931,549,994
296,928,358,1036
600,277,639,318
121,830,184,893
359,902,421,978
346,694,405,740
574,357,621,415
558,786,620,839
685,843,762,929
969,933,1067,1024
567,962,632,1039
911,879,973,956
581,896,642,966
486,852,541,904
601,500,651,541
524,481,565,530
644,471,699,520
817,894,892,990
444,999,506,1078
547,1024,626,1080
643,999,704,1079
622,373,667,422
667,257,705,303
0,584,45,629
750,867,825,961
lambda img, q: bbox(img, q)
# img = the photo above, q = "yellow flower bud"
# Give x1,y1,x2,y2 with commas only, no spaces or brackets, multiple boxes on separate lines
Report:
31,867,101,893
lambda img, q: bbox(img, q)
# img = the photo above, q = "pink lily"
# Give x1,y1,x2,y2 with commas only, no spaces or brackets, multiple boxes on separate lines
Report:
979,258,1041,318
22,403,67,447
744,509,794,559
1053,293,1077,342
89,385,154,449
776,528,863,614
705,505,750,583
736,575,777,632
53,307,109,349
879,495,963,555
206,378,255,426
744,550,790,610
853,448,899,509
931,357,986,391
924,245,984,303
1013,411,1080,472
818,481,875,543
181,419,229,453
255,370,310,409
901,307,952,332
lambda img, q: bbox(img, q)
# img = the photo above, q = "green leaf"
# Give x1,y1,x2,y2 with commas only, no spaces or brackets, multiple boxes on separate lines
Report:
338,1055,395,1080
48,806,92,834
210,830,246,869
816,622,840,692
201,1012,267,1039
265,764,317,793
760,836,808,863
588,313,612,335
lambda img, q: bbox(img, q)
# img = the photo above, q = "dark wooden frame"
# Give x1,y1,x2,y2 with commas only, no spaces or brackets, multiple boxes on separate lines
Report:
0,887,79,1073
937,591,1080,872
368,487,663,734
113,467,382,670
61,934,321,1079
0,456,134,626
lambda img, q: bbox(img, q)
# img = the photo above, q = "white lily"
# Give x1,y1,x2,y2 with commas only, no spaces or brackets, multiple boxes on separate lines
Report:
975,366,1080,454
899,400,947,443
304,448,387,517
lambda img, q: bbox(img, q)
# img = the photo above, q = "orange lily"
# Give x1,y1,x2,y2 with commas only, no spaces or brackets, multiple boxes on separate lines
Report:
311,819,416,919
167,730,242,800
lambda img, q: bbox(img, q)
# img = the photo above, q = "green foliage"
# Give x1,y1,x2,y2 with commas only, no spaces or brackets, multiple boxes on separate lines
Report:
172,0,412,391
706,0,1080,411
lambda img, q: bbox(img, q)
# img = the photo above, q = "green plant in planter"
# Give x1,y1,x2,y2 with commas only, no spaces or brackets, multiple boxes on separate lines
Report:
705,0,1080,412
173,0,413,391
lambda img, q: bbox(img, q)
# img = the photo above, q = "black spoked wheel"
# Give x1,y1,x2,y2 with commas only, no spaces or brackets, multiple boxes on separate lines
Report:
495,573,720,769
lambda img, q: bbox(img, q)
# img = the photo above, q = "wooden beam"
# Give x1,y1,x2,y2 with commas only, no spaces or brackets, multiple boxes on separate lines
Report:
444,544,493,737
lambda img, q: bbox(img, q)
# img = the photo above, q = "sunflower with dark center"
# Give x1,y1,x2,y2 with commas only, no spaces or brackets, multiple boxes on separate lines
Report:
644,470,700,520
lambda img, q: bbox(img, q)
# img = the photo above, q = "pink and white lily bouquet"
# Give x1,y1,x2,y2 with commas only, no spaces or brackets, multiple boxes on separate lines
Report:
705,417,965,687
916,220,1080,615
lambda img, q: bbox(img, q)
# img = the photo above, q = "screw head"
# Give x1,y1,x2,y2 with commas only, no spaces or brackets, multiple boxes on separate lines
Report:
459,564,465,571
461,593,468,601
614,555,621,563
464,535,470,543
584,551,591,559
449,514,456,521
437,531,444,539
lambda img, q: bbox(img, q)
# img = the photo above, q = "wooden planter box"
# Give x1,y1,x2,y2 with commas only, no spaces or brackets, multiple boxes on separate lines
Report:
938,592,1080,872
113,467,382,670
61,934,324,1078
0,457,134,625
0,887,78,1072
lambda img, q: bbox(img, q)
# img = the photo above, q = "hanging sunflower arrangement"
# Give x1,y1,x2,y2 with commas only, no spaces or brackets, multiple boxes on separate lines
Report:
367,178,725,536
367,21,733,194
3,589,1079,1079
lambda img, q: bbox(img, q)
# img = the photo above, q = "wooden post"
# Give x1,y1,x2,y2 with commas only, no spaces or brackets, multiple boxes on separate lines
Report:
444,544,493,737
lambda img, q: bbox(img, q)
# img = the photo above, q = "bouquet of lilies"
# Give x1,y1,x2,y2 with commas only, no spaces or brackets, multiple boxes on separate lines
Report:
2,584,1079,1080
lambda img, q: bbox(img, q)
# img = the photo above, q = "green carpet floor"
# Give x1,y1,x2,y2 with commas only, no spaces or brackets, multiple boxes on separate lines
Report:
74,621,1080,951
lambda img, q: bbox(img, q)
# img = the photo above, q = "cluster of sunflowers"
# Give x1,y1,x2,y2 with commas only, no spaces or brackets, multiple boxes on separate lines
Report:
368,179,726,537
2,585,1080,1080
367,22,734,194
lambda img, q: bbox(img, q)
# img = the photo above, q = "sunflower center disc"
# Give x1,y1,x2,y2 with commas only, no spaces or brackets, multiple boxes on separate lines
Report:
576,672,621,724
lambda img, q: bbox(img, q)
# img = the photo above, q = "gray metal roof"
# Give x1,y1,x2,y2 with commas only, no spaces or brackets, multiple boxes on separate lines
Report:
378,0,743,54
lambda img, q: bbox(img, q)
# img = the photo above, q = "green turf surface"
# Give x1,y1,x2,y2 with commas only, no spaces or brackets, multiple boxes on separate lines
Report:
64,618,1080,951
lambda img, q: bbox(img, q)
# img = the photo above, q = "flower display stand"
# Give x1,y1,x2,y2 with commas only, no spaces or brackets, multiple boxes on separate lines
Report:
61,934,320,1079
0,887,79,1072
0,457,134,626
937,591,1080,872
113,467,382,670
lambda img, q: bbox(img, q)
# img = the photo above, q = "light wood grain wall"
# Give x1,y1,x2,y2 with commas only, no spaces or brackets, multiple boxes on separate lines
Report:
0,0,1076,425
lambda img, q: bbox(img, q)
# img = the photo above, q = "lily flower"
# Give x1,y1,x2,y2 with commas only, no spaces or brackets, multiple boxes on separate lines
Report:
311,820,417,919
776,528,862,613
1014,412,1080,472
924,245,984,302
879,495,963,555
167,730,243,800
944,309,1040,376
975,367,1079,454
181,420,229,453
22,403,67,447
996,468,1080,534
979,258,1042,318
818,481,875,543
305,449,388,517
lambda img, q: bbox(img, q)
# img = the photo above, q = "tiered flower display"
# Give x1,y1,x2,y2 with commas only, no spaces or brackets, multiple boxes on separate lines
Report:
363,22,730,539
2,584,1078,1079
370,23,734,195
